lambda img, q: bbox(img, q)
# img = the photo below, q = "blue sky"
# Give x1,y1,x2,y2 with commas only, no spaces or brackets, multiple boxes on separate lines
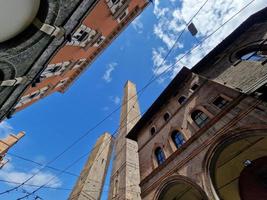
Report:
0,0,266,199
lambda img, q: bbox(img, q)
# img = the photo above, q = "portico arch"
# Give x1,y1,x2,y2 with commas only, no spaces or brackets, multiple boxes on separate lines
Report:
204,128,267,200
154,175,208,200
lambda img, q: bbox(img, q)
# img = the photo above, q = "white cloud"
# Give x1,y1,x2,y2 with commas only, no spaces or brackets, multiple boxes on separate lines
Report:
0,121,14,138
152,0,266,80
0,161,62,189
102,62,117,83
110,96,120,105
152,48,171,76
102,106,109,111
132,16,144,34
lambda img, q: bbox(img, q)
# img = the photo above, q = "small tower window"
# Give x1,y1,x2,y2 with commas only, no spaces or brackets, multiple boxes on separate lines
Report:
178,96,187,105
213,96,229,109
155,147,165,165
163,113,170,121
150,127,156,136
191,110,210,128
191,84,199,91
171,131,185,148
113,179,119,198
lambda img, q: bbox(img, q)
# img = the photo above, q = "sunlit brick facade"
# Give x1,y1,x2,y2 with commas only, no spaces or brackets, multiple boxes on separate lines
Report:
14,0,148,112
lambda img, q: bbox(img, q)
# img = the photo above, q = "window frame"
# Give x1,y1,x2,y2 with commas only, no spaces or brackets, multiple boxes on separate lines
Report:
213,96,229,109
240,51,267,62
190,83,199,91
191,110,210,128
155,147,166,165
231,43,267,65
171,131,185,149
178,96,187,105
150,126,156,136
163,112,171,122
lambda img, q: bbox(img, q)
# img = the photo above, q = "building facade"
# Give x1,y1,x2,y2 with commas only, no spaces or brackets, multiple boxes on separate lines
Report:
0,131,25,169
0,0,149,121
127,8,267,200
69,132,113,200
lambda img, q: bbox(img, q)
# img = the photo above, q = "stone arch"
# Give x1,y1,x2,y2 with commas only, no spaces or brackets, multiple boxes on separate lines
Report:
0,0,59,53
154,175,208,200
203,127,267,200
229,40,267,63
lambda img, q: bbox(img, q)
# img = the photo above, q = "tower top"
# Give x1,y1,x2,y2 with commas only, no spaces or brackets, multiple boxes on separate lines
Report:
124,80,136,87
119,80,141,137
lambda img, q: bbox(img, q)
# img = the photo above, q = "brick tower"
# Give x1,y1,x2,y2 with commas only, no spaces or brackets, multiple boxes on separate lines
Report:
108,81,141,200
69,132,113,200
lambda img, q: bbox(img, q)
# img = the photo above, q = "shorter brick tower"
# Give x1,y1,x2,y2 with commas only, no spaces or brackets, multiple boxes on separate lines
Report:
69,132,113,200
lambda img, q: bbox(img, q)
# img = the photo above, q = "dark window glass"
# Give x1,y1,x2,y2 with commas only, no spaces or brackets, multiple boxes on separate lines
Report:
178,96,187,104
29,91,40,99
112,0,120,4
171,131,185,148
77,30,89,42
191,84,199,91
213,96,229,109
119,10,127,21
49,65,61,73
163,113,170,121
155,147,165,165
191,110,209,128
150,127,156,135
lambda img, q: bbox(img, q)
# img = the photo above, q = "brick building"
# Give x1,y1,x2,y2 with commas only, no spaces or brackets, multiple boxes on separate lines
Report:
126,8,267,200
0,0,149,121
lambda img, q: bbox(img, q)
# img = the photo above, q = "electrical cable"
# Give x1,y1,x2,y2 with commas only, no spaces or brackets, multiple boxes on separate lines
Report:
4,0,256,198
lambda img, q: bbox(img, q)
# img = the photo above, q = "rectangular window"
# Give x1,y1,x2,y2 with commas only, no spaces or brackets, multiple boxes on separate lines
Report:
67,24,97,47
40,61,70,80
117,8,129,23
106,0,130,21
191,84,199,91
213,96,229,109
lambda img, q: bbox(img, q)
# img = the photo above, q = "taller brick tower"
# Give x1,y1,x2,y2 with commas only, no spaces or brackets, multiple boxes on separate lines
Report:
108,81,141,200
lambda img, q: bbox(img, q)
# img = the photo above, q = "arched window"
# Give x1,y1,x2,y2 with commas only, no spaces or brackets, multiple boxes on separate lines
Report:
178,96,187,105
171,131,185,148
150,127,156,136
163,113,170,121
191,110,210,128
155,147,165,165
241,51,267,61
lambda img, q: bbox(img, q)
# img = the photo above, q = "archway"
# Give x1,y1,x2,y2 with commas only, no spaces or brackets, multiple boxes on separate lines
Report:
155,176,208,200
239,156,267,200
208,131,267,200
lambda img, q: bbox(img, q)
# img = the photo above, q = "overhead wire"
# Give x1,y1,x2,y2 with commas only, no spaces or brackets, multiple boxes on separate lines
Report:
23,112,143,200
6,152,79,177
4,0,256,198
15,1,213,199
68,1,258,198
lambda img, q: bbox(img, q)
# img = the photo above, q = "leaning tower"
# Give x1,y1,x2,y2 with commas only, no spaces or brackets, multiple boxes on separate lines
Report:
108,81,142,200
